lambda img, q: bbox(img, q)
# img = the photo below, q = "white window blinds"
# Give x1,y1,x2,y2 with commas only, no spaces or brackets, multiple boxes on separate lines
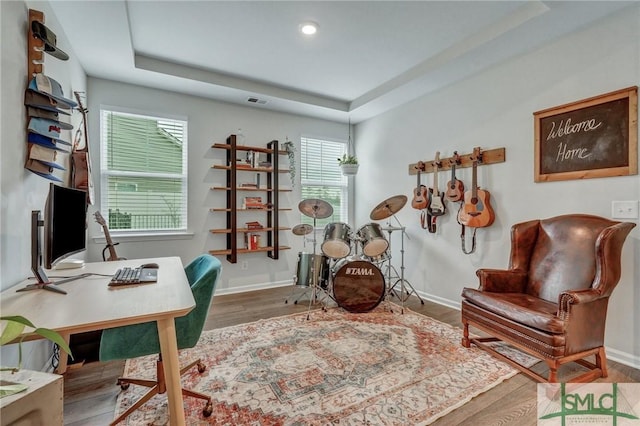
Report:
100,109,188,232
300,136,348,227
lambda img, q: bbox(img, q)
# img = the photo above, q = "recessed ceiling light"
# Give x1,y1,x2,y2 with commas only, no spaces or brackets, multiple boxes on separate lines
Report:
299,21,318,36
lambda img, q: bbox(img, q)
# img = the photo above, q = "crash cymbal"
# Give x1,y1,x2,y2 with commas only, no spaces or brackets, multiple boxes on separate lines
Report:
298,198,334,219
292,224,314,236
370,195,408,220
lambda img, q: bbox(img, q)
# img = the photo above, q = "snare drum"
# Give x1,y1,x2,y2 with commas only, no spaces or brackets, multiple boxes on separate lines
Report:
332,258,385,313
357,223,389,258
321,222,352,259
295,252,330,288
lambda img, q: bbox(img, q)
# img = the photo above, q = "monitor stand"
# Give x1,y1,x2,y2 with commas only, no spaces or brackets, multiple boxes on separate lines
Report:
17,282,67,295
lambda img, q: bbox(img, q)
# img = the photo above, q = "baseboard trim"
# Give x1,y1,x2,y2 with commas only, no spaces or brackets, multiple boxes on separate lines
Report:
215,280,292,296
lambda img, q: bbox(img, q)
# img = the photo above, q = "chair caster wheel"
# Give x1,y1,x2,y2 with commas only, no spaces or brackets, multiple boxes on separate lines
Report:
197,362,206,374
117,380,130,391
203,402,213,417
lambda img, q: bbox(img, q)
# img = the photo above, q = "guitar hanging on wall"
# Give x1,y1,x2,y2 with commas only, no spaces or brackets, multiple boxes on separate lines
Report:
411,161,428,210
457,147,495,254
71,92,95,205
94,211,126,261
425,152,446,233
445,151,464,202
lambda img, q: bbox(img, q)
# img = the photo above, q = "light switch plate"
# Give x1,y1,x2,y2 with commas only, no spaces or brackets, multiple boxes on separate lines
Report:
611,201,639,219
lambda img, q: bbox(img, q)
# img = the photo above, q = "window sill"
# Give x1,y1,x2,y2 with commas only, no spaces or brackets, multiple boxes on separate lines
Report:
92,231,194,244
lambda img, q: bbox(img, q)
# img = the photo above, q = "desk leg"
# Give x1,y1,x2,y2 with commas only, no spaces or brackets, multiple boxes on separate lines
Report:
54,332,71,374
156,318,186,426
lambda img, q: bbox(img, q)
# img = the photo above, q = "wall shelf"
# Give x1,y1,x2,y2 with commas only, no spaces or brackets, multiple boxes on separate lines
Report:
209,135,289,263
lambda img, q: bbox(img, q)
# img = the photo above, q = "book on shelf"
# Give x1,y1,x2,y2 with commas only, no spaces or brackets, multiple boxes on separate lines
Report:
245,221,264,229
245,233,261,250
243,196,264,209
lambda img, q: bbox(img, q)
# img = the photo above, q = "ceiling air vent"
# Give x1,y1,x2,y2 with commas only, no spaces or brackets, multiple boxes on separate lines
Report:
247,97,267,105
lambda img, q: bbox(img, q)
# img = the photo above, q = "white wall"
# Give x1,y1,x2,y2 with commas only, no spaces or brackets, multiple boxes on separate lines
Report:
1,0,86,369
354,6,640,366
86,78,349,294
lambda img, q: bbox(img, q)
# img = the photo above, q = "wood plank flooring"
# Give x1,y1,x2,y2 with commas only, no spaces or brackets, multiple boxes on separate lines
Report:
62,285,640,425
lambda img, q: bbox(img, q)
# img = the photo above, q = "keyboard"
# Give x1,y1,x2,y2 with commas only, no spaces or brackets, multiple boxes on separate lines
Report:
109,267,158,286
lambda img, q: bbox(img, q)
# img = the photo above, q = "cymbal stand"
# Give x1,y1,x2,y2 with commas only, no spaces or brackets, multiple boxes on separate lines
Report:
383,215,425,313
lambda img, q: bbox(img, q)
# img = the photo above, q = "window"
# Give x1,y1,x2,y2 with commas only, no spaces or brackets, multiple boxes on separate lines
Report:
100,109,188,232
300,136,348,228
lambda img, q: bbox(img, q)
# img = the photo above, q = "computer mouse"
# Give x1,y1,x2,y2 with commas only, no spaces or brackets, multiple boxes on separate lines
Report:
141,262,159,269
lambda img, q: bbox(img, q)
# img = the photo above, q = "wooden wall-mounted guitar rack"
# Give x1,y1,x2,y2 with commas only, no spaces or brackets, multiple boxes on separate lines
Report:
28,9,45,78
408,147,506,175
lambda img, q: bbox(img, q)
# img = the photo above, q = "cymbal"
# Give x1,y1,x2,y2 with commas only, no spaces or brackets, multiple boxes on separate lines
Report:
370,195,408,220
292,224,314,236
298,199,333,219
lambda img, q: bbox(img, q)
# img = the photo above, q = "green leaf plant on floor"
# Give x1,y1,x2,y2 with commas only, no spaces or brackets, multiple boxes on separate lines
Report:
0,315,72,398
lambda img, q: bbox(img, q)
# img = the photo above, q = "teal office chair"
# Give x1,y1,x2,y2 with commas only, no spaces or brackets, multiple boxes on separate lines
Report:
99,255,222,425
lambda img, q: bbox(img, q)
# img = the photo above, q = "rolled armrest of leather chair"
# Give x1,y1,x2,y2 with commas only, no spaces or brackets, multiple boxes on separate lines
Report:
476,268,527,293
558,288,605,315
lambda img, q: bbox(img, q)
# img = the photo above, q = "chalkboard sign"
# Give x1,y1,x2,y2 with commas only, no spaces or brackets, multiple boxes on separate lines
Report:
534,87,637,182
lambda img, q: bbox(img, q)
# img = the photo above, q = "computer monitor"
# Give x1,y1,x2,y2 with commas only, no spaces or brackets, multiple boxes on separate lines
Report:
25,184,87,294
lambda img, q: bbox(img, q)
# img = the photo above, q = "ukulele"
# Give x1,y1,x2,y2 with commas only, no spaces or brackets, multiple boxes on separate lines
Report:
445,151,464,202
457,148,495,228
94,211,126,261
71,92,95,205
426,152,446,216
411,161,428,210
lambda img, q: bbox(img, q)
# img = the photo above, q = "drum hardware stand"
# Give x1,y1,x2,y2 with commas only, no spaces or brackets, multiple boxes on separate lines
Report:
382,215,425,313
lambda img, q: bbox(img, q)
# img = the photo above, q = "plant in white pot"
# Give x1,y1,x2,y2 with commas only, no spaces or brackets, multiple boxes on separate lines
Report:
1,315,72,398
338,154,359,175
339,118,359,176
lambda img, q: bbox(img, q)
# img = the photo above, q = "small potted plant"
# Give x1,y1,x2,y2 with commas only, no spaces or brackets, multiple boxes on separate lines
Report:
1,315,72,398
338,153,359,175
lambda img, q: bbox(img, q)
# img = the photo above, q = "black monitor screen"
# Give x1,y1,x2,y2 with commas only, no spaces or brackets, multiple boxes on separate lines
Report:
44,184,87,269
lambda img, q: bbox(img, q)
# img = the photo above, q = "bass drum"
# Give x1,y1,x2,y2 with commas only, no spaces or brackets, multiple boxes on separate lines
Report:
295,253,330,289
332,258,385,313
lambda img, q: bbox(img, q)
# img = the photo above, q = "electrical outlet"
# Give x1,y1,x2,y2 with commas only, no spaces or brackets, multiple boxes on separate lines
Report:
241,260,249,270
611,201,639,219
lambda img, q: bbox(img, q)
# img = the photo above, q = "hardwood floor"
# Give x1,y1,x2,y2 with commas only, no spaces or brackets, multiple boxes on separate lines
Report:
62,285,640,425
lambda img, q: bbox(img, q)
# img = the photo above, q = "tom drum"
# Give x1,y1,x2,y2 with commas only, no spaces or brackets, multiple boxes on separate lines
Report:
357,223,389,258
321,222,352,259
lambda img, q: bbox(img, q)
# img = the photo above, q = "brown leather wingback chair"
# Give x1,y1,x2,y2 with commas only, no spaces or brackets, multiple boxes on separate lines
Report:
461,214,635,383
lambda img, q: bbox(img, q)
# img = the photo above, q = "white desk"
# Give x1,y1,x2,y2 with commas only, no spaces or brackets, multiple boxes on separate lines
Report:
0,256,194,426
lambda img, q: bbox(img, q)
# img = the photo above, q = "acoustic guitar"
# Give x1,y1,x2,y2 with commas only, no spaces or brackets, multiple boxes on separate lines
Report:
94,211,126,261
411,161,428,210
445,151,464,202
427,151,446,217
71,92,95,205
457,148,495,228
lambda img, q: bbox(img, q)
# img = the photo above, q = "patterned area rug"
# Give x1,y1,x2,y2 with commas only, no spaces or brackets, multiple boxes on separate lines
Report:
115,304,537,425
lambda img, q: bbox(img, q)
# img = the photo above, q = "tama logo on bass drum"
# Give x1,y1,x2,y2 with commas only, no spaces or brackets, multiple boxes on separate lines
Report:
345,267,375,276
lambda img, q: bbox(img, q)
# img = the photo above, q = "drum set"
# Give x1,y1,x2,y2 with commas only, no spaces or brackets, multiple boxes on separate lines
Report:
286,195,424,317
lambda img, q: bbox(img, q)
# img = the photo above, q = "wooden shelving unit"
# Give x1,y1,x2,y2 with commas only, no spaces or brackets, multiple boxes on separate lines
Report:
209,135,291,263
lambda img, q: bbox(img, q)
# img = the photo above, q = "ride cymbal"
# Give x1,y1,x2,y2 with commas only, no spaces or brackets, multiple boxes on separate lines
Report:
292,224,314,236
298,198,333,219
370,195,408,220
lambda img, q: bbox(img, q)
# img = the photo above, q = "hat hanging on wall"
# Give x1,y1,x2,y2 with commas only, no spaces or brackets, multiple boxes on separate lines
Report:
31,20,69,61
27,73,78,109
